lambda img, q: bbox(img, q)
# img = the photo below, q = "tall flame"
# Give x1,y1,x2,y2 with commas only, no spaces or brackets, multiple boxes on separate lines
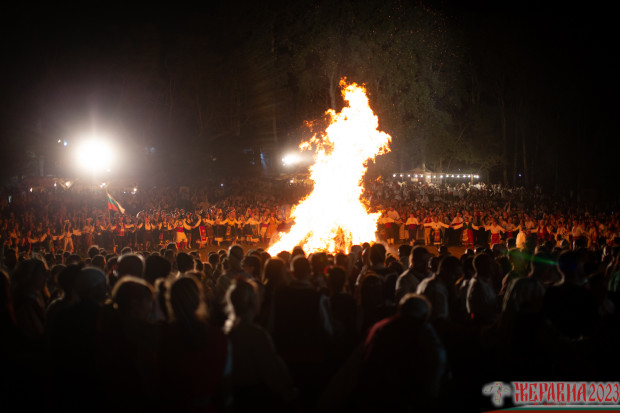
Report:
268,79,391,254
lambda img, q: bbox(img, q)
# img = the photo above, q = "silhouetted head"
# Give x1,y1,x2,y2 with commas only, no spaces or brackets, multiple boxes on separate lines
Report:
291,255,311,281
112,276,154,320
117,253,145,279
398,293,431,324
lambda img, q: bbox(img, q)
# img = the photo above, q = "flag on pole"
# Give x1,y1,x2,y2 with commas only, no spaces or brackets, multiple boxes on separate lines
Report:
106,192,125,214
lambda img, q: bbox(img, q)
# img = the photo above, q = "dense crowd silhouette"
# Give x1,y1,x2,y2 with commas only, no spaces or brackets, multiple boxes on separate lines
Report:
2,178,620,411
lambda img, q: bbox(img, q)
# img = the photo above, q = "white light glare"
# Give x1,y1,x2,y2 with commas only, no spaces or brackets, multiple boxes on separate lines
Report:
282,153,302,166
76,138,115,173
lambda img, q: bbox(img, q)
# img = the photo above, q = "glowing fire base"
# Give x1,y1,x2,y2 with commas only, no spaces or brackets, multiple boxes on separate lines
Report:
267,79,392,255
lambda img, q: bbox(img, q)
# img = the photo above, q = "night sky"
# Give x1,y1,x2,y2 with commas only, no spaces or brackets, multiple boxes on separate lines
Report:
1,1,617,195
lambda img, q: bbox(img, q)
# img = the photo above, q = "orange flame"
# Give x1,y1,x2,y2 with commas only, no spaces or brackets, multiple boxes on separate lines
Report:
268,79,392,254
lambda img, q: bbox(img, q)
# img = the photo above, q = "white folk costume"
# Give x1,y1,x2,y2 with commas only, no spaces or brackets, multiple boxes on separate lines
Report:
259,215,270,242
422,216,433,245
424,219,450,246
477,223,506,246
244,215,261,243
62,221,74,253
405,215,420,242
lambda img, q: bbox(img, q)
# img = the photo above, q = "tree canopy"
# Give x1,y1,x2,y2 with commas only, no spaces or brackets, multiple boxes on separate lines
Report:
1,2,616,195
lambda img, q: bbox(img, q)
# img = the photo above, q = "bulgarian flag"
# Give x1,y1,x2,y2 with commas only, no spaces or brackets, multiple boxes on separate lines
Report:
106,192,125,214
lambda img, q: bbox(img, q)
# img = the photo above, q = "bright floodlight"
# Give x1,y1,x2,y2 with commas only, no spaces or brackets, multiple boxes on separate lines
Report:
76,139,115,173
282,153,302,166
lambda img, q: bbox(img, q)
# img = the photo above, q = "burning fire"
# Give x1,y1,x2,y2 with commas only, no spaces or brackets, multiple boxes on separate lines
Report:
268,79,391,254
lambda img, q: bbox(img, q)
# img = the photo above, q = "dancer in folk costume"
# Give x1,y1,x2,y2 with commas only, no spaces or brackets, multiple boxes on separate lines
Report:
405,212,420,243
214,214,226,246
387,206,402,244
222,212,239,244
424,216,450,247
72,219,83,254
134,213,145,249
184,213,200,249
449,212,464,246
422,214,433,246
534,219,552,245
453,215,476,249
99,218,114,252
93,217,103,247
196,213,214,248
378,211,397,245
82,218,94,252
475,218,506,247
266,211,280,243
112,217,128,252
243,213,259,244
555,219,570,247
503,216,518,240
205,212,216,246
524,214,538,246
150,213,161,248
26,229,46,253
259,211,270,243
136,214,155,251
172,215,187,250
62,220,74,253
125,216,137,249
175,214,200,250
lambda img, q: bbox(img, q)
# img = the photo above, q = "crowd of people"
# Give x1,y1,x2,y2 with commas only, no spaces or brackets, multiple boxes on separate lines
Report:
1,177,619,258
2,177,620,411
